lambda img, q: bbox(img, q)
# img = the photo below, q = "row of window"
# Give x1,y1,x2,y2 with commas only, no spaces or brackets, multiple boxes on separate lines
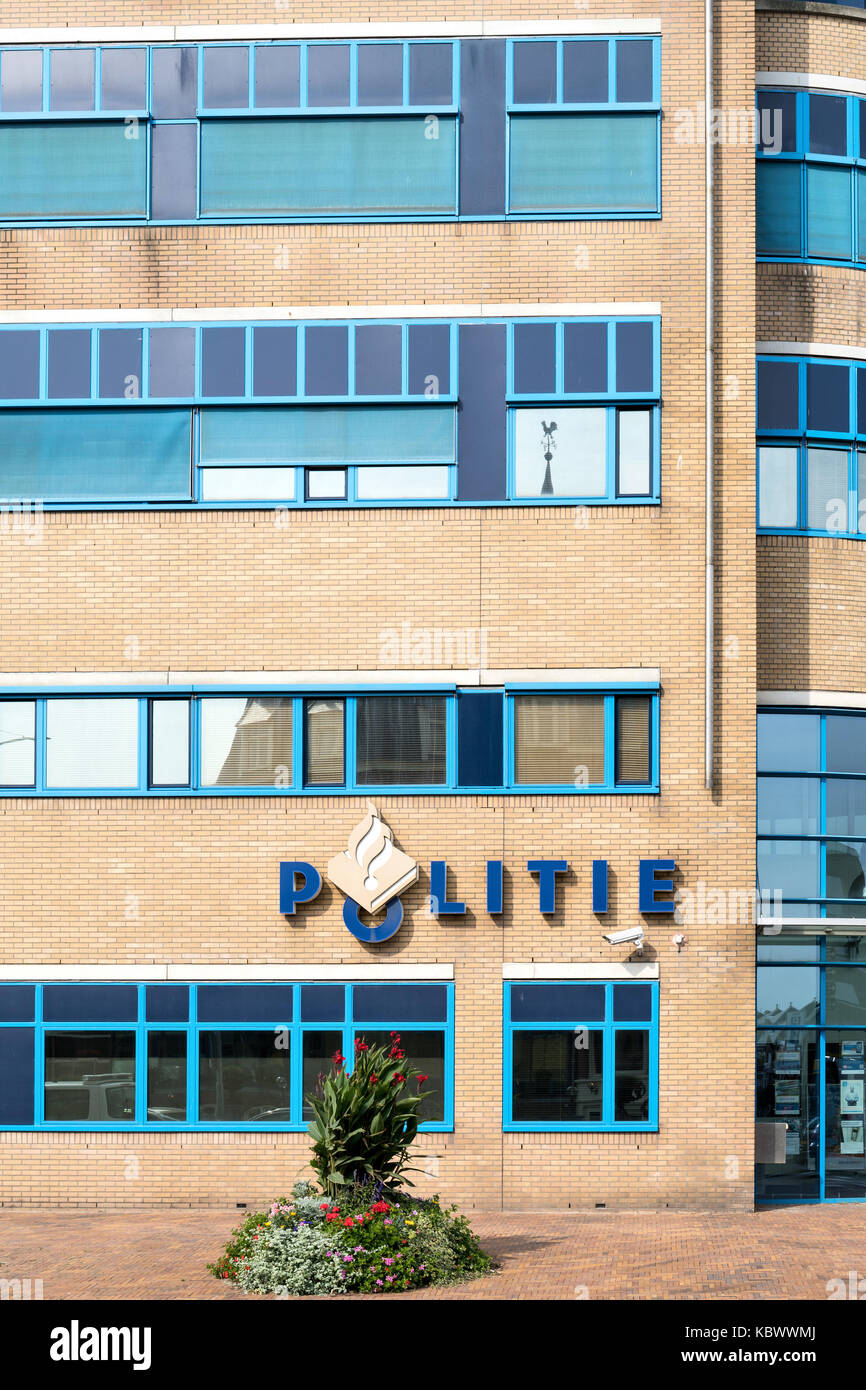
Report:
0,980,659,1133
0,38,660,224
0,690,657,794
758,710,866,918
0,318,656,403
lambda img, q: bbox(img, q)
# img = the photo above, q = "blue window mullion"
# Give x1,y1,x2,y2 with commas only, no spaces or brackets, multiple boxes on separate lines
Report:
292,696,303,788
445,694,457,787
603,695,615,788
608,322,618,393
347,323,356,395
35,698,47,792
188,986,199,1123
34,985,44,1123
135,984,146,1123
503,693,515,788
299,44,308,107
41,49,49,112
94,47,103,113
290,1008,303,1127
608,40,617,103
37,327,47,400
606,405,617,498
349,44,358,108
190,695,202,789
345,697,358,786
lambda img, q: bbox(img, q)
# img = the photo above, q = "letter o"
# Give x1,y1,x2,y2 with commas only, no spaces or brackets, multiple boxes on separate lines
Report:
342,896,403,944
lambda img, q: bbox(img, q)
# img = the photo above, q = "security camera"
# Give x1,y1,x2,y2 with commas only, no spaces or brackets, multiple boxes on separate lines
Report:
602,926,645,949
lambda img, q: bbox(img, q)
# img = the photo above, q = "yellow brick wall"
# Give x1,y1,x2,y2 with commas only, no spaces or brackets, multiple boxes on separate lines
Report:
0,1,759,1211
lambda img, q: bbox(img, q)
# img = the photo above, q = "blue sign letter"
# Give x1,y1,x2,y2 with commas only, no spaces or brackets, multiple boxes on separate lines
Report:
429,860,466,915
527,860,568,914
639,858,676,913
343,896,403,944
592,859,608,913
279,861,322,915
486,860,503,914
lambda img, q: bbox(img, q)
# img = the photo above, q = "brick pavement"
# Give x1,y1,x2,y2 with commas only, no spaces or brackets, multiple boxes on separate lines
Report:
0,1206,864,1301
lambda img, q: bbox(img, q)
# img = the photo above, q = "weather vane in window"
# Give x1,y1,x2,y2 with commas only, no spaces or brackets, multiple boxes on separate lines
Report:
540,418,558,496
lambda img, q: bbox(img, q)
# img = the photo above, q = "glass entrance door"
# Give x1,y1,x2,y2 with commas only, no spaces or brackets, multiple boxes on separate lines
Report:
824,1033,866,1198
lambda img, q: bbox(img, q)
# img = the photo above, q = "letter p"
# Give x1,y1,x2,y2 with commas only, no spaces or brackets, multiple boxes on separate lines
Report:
279,861,322,915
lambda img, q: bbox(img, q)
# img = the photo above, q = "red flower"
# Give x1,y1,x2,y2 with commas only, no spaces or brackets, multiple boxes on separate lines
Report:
320,1202,329,1210
370,1201,390,1214
344,1217,355,1228
417,1074,429,1085
332,1051,345,1067
325,1213,338,1223
392,1073,406,1084
355,1039,369,1052
369,1074,378,1083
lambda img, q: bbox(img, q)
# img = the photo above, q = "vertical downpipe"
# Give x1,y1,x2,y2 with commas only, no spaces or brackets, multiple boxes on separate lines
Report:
705,0,715,791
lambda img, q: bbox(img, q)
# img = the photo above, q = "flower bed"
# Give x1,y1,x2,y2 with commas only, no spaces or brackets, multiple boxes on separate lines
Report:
208,1180,493,1296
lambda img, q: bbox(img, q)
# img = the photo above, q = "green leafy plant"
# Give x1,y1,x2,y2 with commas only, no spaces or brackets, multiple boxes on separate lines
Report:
307,1034,432,1200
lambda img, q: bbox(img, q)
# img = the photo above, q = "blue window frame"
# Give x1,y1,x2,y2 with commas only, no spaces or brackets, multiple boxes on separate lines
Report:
0,981,454,1132
756,87,866,268
0,315,659,509
757,354,866,538
0,37,659,225
758,708,866,918
503,980,659,1132
0,686,660,797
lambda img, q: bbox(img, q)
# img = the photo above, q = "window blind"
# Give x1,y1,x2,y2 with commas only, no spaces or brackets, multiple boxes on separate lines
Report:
305,700,345,785
514,694,605,785
199,405,455,466
0,121,147,218
508,113,657,213
616,696,651,784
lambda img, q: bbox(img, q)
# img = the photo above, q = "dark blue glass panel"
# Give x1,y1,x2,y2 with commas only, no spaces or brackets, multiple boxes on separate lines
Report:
408,43,452,106
201,326,245,397
457,322,507,500
408,324,450,396
1,50,42,112
304,325,348,396
757,711,820,772
510,983,605,1023
197,985,293,1023
859,369,866,435
149,326,195,398
459,39,506,216
564,322,607,393
357,44,403,106
513,323,556,394
301,984,345,1022
562,41,608,103
809,93,847,156
150,123,198,221
757,90,796,154
47,330,90,399
254,46,300,107
145,985,189,1023
203,46,249,109
0,1029,34,1123
0,331,39,399
100,48,147,111
253,325,297,396
43,984,137,1022
512,42,557,104
861,101,866,158
613,983,652,1021
457,690,503,787
757,359,799,431
353,984,447,1023
615,322,654,392
307,45,350,106
99,328,142,399
827,715,866,774
50,49,95,111
152,46,198,118
0,985,35,1022
355,325,402,395
807,362,849,433
616,40,653,103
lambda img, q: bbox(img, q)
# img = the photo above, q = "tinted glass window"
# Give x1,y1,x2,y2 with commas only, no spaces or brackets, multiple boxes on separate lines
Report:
757,967,820,1025
49,49,94,110
510,983,605,1022
809,93,847,156
408,43,452,105
197,985,293,1023
757,712,820,772
758,777,820,835
353,985,447,1023
203,46,249,108
613,985,653,1021
301,985,345,1022
0,985,35,1021
827,715,866,774
357,44,403,106
614,1030,650,1121
355,324,402,395
304,699,344,784
98,328,142,399
0,331,39,399
758,359,799,431
152,46,198,118
199,1031,291,1121
307,45,350,106
408,324,450,396
563,322,607,393
513,323,556,394
514,694,605,784
43,984,137,1022
616,694,651,781
1,50,43,112
616,322,653,391
616,40,653,102
201,326,245,397
254,46,300,107
147,1032,187,1120
360,1029,445,1122
100,48,147,110
304,325,348,396
562,41,608,103
44,1031,135,1121
47,329,90,399
356,695,446,785
150,123,198,222
757,91,796,154
252,325,297,396
145,985,189,1023
512,42,557,104
149,326,195,398
807,362,849,433
512,1030,604,1123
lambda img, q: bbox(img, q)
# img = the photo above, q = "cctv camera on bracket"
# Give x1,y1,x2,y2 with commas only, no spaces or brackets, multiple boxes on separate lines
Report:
602,926,645,955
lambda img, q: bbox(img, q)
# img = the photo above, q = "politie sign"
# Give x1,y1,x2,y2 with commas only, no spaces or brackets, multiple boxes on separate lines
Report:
280,803,676,944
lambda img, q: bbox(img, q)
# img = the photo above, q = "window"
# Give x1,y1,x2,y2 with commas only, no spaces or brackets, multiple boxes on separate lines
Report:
757,355,866,537
756,86,866,268
0,37,659,225
504,980,658,1130
757,708,866,918
0,314,659,509
0,686,659,796
0,982,453,1130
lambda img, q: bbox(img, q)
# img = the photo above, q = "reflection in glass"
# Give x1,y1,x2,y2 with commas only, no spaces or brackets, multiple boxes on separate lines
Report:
826,968,866,1025
355,696,446,785
614,1030,649,1121
756,966,820,1026
45,698,139,788
757,712,820,772
0,700,35,786
148,326,195,398
755,1031,820,1201
360,1030,445,1122
757,840,819,902
826,841,866,901
824,1033,866,1198
98,328,142,399
302,1031,342,1121
514,694,604,785
757,933,821,962
200,697,292,787
512,1030,603,1123
757,777,819,835
44,1031,135,1122
201,326,245,397
147,1032,187,1121
513,407,606,497
304,700,344,785
198,1031,291,1122
827,716,866,775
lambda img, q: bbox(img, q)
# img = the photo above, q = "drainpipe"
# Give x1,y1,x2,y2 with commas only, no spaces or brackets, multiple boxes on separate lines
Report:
704,0,715,791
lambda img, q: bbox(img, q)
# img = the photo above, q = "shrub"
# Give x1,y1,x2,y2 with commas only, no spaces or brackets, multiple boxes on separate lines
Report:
307,1034,432,1201
235,1224,345,1297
